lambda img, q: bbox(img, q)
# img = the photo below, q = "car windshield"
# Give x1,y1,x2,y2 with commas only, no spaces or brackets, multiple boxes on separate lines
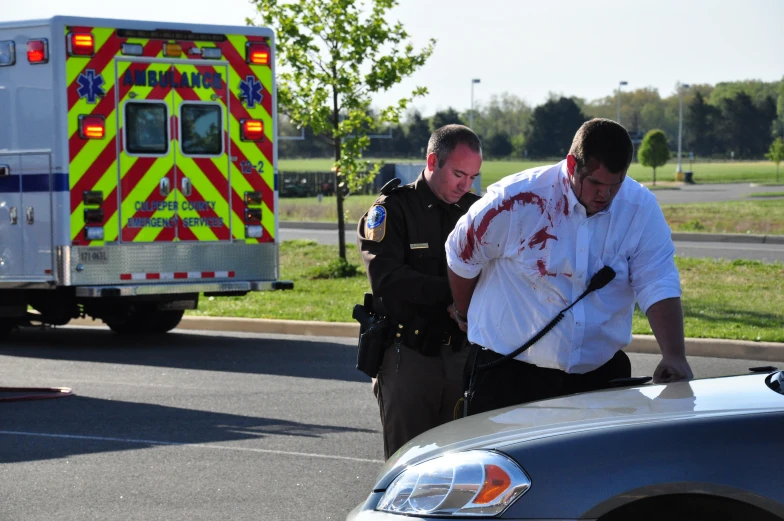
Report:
766,371,784,395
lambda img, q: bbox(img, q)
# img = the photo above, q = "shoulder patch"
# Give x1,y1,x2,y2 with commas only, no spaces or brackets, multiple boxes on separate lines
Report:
365,205,387,242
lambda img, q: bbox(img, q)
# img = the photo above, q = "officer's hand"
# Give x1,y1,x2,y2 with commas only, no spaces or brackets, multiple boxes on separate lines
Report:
652,356,693,383
447,304,468,333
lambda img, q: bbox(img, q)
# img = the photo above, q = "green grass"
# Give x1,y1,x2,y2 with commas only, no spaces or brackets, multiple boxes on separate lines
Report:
279,158,784,188
188,241,784,342
662,200,784,234
748,192,784,198
281,193,784,235
633,257,784,342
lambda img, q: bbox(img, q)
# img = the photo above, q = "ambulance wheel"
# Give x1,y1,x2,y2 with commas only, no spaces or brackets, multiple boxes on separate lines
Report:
0,320,14,340
105,308,183,335
149,310,185,334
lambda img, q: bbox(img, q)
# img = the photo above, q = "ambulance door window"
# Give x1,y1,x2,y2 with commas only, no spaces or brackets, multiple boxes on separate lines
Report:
125,102,169,155
179,104,223,156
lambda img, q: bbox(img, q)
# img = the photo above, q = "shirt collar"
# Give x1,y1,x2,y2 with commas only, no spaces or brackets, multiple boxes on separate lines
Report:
413,170,469,212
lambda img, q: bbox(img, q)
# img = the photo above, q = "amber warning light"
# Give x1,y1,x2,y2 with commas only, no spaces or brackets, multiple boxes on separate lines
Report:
79,115,105,139
68,33,95,56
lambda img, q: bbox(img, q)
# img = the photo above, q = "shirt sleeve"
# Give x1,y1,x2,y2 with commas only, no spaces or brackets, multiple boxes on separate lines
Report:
357,198,451,307
629,195,682,314
446,187,513,279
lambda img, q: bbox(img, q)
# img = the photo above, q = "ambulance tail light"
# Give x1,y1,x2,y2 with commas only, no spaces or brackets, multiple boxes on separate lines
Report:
78,115,105,139
84,208,104,224
83,190,104,206
27,39,49,64
67,32,94,56
84,227,104,241
245,42,270,65
245,225,263,238
244,191,262,206
244,208,262,224
240,119,264,141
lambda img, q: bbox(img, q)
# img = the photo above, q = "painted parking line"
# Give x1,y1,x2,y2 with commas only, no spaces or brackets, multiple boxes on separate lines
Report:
0,430,383,464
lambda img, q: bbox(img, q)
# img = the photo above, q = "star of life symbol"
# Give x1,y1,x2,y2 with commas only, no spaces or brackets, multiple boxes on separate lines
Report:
77,69,106,104
239,75,263,108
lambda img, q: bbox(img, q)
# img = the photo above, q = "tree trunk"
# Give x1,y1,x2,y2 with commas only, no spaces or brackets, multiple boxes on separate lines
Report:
653,167,657,186
332,79,346,260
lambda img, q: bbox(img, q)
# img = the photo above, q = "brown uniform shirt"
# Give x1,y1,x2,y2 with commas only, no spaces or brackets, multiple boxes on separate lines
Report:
357,172,480,333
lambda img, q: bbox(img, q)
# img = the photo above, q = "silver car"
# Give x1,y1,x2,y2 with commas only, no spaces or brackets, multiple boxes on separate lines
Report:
347,371,784,521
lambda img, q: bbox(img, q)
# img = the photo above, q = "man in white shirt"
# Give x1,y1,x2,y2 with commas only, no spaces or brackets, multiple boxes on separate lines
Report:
446,118,693,415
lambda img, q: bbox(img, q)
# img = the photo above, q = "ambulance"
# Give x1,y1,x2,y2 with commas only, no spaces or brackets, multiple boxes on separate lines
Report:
0,16,291,337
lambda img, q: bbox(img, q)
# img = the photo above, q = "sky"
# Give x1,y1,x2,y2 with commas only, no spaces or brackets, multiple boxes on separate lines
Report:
3,0,782,116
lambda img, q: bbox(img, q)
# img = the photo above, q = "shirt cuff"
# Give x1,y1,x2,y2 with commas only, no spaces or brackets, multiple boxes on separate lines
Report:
446,254,482,280
636,273,682,315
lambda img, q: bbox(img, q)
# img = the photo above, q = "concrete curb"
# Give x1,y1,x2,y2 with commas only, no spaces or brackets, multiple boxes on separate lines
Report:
70,316,784,363
281,221,784,245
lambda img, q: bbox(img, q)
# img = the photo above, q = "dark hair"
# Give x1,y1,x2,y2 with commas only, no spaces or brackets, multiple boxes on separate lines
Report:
427,124,482,168
568,118,633,176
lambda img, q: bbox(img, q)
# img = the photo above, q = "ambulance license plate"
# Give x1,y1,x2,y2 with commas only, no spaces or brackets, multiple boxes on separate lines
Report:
79,248,109,264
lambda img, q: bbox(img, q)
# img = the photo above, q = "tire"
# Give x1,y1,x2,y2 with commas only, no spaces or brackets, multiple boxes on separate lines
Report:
105,306,183,335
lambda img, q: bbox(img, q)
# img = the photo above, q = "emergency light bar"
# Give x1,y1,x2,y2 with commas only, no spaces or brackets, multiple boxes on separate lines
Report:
245,42,269,65
78,115,106,139
0,41,15,66
27,39,48,64
240,119,264,141
67,32,94,56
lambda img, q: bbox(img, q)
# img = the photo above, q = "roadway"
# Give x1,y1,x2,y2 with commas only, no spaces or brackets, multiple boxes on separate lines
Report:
1,327,780,521
280,226,784,263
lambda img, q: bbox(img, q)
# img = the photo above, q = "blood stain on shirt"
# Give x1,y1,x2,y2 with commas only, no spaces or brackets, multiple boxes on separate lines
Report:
528,226,558,250
459,192,546,261
537,259,557,277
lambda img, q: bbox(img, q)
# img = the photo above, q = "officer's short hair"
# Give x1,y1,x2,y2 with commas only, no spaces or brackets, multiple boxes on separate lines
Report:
427,124,482,168
569,118,633,177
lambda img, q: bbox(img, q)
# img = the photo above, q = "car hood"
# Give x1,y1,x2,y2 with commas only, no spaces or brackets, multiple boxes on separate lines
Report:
374,373,783,489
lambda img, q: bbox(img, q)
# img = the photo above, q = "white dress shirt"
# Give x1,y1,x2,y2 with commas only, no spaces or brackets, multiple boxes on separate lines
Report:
446,160,681,373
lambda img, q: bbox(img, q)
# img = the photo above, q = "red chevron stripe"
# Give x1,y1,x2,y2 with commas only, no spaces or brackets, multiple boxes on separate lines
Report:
121,166,176,242
67,30,123,110
72,157,158,245
177,183,230,241
218,39,273,117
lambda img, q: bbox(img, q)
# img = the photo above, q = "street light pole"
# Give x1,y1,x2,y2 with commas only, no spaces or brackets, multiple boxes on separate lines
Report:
617,81,628,124
470,78,481,129
676,83,690,177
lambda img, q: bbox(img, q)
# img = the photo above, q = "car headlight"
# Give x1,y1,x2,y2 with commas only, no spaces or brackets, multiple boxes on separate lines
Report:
376,450,531,517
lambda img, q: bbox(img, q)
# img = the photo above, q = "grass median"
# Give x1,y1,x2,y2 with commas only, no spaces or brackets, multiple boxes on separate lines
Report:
281,196,784,235
188,240,784,343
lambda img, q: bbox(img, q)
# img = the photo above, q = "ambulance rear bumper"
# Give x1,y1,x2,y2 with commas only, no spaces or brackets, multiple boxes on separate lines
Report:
75,280,293,298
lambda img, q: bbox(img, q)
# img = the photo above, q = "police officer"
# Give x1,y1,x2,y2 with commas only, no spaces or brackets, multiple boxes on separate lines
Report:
357,124,482,459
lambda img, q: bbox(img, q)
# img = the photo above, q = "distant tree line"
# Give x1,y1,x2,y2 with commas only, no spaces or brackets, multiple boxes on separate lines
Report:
278,78,784,161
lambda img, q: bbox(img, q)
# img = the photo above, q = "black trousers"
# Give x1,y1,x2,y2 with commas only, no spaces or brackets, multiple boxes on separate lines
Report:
466,347,631,416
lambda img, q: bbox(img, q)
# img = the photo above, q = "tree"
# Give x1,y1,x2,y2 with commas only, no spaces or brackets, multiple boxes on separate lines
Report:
685,91,723,157
430,108,464,130
248,0,434,261
638,129,670,186
524,97,585,158
486,132,513,158
766,137,784,183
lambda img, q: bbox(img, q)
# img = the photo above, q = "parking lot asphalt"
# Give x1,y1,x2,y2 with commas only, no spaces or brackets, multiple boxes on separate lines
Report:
71,316,784,362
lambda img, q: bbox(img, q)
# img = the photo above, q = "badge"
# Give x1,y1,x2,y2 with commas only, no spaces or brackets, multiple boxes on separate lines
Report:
410,243,429,249
365,205,387,242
